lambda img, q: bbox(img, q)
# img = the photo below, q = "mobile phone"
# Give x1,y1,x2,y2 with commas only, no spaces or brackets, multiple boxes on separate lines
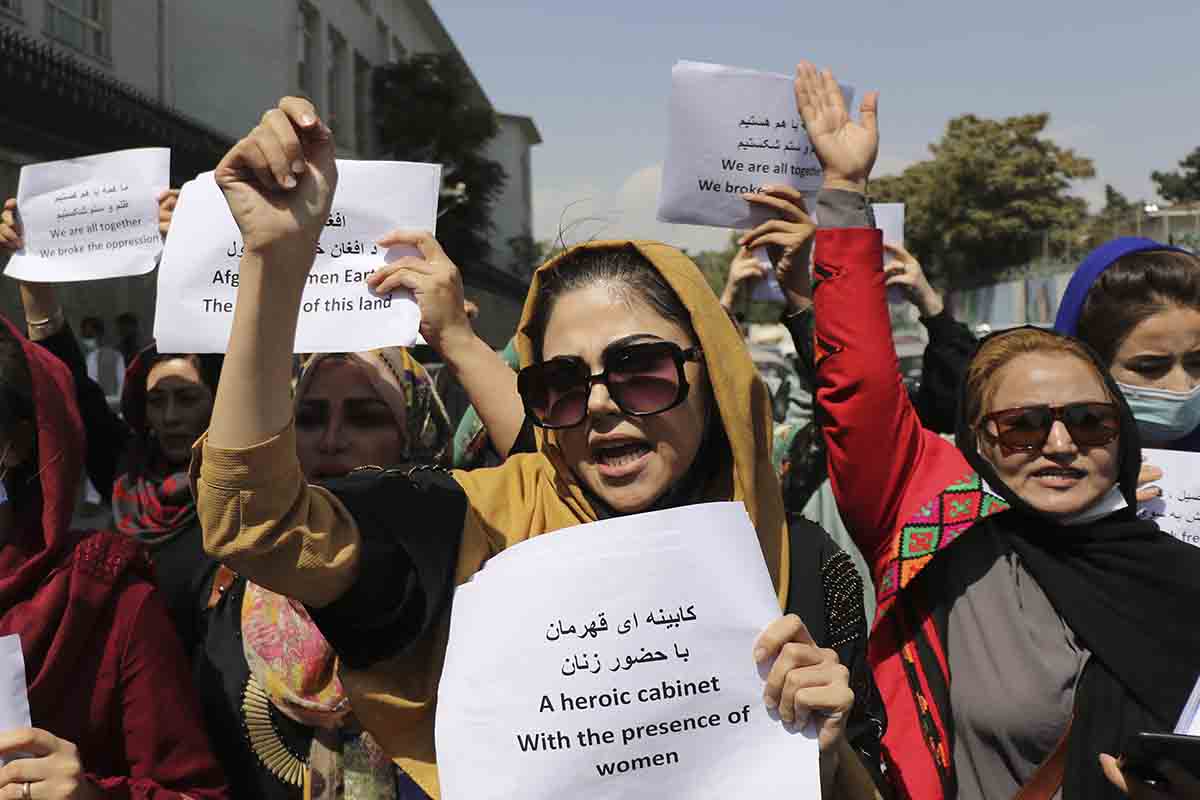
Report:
1121,731,1200,784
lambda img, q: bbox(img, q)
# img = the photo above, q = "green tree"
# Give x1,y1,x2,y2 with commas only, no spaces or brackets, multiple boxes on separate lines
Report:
1151,146,1200,204
372,54,507,269
1083,184,1139,246
871,113,1094,286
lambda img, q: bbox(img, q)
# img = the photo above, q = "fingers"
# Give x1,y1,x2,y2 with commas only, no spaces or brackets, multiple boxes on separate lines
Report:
1,198,21,249
0,729,56,759
376,229,447,263
1136,486,1163,503
860,90,880,137
278,96,325,135
741,189,812,224
820,68,844,116
882,241,916,263
1138,463,1164,484
1100,754,1131,794
0,754,52,786
369,258,427,295
793,62,820,123
743,231,807,252
753,613,814,663
262,108,307,179
785,667,853,729
253,113,300,190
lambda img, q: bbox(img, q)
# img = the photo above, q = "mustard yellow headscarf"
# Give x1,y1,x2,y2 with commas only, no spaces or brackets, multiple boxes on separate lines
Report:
341,240,790,798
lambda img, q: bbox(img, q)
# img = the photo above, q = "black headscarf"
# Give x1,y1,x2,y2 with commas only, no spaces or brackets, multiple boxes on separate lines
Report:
952,326,1200,798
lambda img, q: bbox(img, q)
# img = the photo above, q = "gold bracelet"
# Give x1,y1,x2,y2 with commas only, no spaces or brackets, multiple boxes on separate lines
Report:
26,307,65,338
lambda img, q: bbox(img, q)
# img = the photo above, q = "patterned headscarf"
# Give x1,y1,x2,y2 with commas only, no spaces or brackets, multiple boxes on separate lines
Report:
296,347,452,466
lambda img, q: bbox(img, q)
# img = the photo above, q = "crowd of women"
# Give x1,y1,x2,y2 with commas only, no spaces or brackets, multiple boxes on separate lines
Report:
0,60,1196,800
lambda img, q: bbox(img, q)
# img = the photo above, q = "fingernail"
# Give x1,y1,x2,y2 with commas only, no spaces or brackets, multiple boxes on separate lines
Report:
763,695,778,709
292,160,306,175
300,114,316,127
281,175,297,189
753,647,766,662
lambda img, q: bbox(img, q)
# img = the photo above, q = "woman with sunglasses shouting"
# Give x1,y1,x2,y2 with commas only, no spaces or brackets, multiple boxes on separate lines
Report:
792,62,1200,800
188,97,886,799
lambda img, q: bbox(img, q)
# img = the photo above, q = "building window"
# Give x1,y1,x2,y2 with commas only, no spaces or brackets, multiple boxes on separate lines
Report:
0,0,23,20
354,53,372,156
326,27,349,146
45,0,109,59
298,1,318,100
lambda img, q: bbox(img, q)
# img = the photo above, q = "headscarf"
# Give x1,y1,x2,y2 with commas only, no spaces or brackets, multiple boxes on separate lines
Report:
296,348,452,466
951,326,1200,799
1052,237,1191,337
338,240,790,798
240,345,453,790
0,315,148,717
113,345,222,548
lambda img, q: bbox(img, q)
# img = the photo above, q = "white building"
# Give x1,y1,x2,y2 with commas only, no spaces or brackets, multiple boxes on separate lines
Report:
0,0,538,346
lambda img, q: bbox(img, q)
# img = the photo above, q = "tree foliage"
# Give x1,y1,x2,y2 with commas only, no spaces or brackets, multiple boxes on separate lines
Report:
871,113,1094,285
1151,146,1200,205
372,54,506,269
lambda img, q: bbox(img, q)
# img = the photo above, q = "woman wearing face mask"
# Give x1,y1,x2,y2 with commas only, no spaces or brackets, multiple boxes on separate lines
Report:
794,61,1200,799
0,317,227,799
1055,241,1200,453
191,97,886,799
240,346,452,799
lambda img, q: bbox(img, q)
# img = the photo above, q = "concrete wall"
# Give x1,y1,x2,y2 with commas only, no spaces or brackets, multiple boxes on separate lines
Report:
485,115,537,275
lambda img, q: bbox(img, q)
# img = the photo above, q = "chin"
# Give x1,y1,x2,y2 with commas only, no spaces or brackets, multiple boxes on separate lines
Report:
581,466,672,514
1021,487,1104,519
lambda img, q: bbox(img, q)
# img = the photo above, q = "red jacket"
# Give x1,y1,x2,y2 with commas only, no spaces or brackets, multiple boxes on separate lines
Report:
813,228,1010,800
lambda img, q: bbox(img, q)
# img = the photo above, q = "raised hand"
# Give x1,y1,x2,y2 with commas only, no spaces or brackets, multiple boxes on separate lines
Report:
213,96,337,258
156,189,179,240
0,198,21,254
793,62,879,191
367,230,471,352
884,242,943,318
740,185,816,309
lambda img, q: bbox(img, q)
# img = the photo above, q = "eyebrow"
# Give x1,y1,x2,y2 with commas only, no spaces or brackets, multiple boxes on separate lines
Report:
600,334,664,359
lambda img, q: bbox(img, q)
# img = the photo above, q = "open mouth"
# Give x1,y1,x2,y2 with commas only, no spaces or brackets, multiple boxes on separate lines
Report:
592,441,653,477
1030,466,1087,485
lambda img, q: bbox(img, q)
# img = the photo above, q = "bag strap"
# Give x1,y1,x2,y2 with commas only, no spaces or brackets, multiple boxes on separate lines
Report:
1014,715,1073,800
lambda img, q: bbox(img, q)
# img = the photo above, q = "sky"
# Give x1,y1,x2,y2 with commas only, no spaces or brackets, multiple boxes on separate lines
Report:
433,1,1200,253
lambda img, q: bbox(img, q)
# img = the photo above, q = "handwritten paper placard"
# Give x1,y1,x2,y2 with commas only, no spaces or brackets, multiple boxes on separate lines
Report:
657,60,853,230
153,160,440,354
0,635,31,756
4,148,169,283
1137,448,1200,548
435,503,819,799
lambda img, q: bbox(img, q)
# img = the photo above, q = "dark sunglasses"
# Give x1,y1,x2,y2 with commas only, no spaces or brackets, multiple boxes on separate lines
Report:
979,402,1120,451
517,340,703,429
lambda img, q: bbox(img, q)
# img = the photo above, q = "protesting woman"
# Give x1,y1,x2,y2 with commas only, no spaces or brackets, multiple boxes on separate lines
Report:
794,61,1200,799
191,97,885,799
1055,239,1200,454
0,316,226,799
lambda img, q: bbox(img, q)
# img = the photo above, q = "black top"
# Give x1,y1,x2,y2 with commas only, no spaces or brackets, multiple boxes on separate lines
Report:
154,525,311,800
310,466,887,787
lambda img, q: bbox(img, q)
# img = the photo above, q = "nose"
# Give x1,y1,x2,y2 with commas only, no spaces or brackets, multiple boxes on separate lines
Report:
161,396,183,428
317,412,346,454
585,379,621,419
1041,419,1079,459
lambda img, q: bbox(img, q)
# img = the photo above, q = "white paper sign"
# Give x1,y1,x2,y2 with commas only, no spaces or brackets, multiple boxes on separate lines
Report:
873,203,906,304
1177,675,1200,736
4,148,169,283
0,635,31,744
657,60,853,230
435,503,819,799
153,160,440,353
1138,449,1200,548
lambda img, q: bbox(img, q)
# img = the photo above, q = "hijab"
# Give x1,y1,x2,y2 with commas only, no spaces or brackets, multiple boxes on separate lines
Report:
952,326,1200,799
0,315,148,717
113,346,222,548
295,348,452,467
337,240,789,798
242,346,453,727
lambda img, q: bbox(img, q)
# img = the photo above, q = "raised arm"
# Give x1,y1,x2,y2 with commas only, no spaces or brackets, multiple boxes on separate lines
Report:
795,63,953,565
367,232,527,458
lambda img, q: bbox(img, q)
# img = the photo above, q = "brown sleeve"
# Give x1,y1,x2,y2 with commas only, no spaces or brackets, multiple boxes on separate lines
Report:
189,422,360,608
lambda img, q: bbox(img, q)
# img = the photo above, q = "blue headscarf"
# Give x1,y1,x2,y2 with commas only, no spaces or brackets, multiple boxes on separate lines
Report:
1053,237,1191,336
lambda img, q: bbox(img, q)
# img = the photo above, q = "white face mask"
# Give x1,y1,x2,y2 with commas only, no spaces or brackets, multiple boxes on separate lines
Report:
1116,381,1200,444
